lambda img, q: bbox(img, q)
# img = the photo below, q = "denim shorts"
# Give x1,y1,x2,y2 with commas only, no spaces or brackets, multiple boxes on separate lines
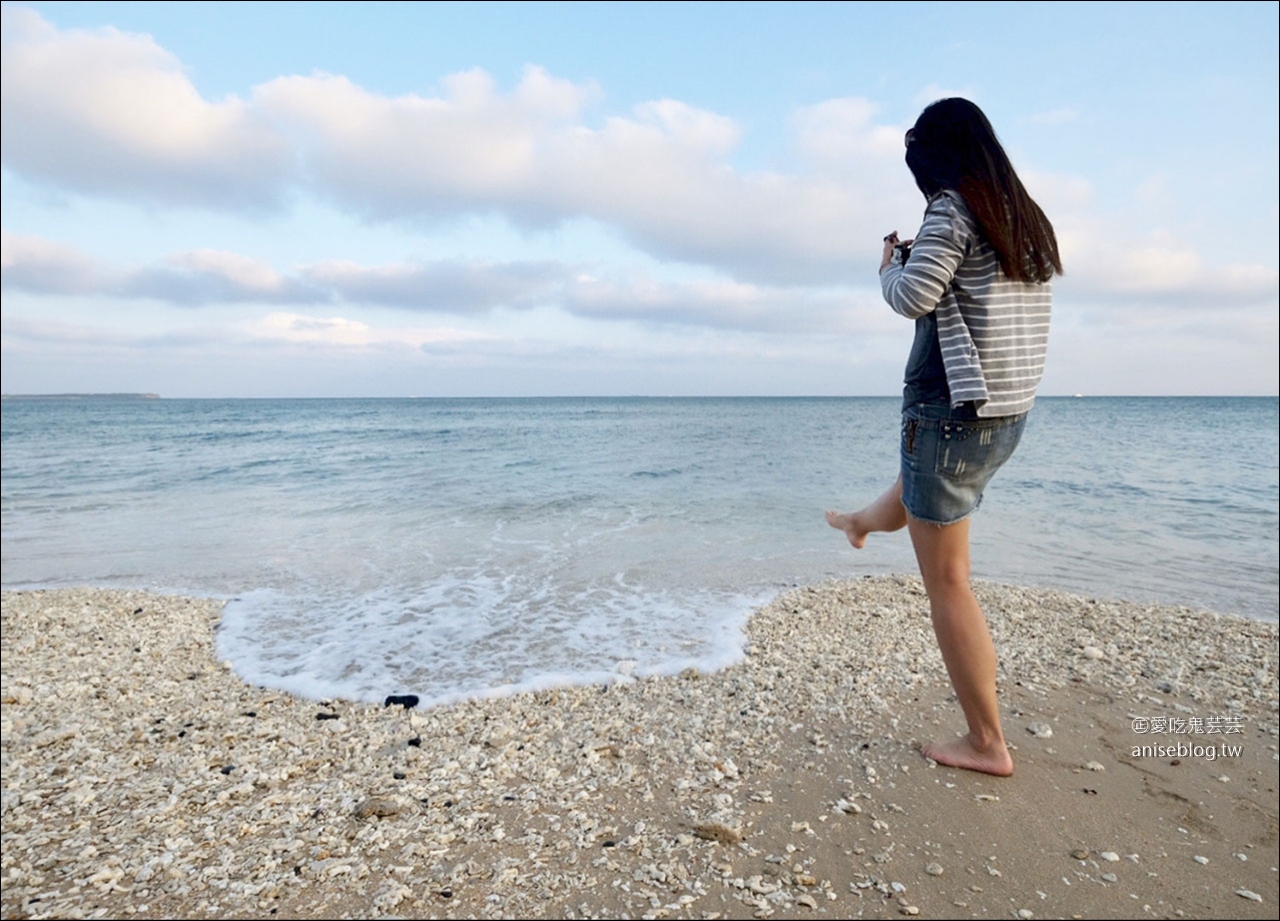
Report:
900,403,1027,525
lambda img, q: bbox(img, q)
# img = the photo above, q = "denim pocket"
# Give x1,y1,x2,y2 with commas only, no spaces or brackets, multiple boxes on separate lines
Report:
933,415,1026,482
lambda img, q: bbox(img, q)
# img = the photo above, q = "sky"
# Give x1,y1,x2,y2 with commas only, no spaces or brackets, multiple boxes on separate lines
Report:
2,1,1277,398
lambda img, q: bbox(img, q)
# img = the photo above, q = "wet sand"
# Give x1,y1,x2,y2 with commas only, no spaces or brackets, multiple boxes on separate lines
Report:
2,577,1276,919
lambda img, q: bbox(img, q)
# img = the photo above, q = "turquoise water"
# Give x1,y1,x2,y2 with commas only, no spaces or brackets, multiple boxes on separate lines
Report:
3,396,1276,704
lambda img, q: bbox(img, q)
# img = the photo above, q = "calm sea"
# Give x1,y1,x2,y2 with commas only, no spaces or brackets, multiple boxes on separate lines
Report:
3,396,1276,705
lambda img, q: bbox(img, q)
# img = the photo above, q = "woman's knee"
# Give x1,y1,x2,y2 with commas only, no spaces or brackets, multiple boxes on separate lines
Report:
923,558,972,594
908,519,972,590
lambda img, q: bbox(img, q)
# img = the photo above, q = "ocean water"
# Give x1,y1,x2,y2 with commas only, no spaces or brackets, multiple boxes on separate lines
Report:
3,396,1276,706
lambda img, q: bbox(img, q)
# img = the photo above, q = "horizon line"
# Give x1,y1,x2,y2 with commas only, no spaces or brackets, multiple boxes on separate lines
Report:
4,392,1278,401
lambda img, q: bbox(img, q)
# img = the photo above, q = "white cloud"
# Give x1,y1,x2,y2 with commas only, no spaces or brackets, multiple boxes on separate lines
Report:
1,307,490,359
169,250,288,293
0,233,566,313
0,6,290,208
1119,242,1204,290
792,97,904,164
1056,226,1279,308
1020,169,1095,212
564,274,885,333
1,233,321,306
257,68,561,208
2,231,901,335
244,312,490,349
122,250,323,306
631,99,741,155
301,258,569,312
1012,170,1278,309
255,68,902,282
1,314,125,346
1,230,107,294
0,10,914,283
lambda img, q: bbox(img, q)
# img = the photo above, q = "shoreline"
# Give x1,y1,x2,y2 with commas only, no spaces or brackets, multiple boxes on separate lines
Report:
3,576,1277,919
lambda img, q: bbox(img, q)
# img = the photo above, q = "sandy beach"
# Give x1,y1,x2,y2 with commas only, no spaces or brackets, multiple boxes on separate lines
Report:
2,577,1276,920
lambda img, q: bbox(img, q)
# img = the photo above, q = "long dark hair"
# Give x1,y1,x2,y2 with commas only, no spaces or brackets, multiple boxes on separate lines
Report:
906,98,1062,284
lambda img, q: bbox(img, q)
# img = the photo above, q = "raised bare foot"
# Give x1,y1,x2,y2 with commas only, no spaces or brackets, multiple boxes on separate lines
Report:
825,510,868,549
921,734,1014,777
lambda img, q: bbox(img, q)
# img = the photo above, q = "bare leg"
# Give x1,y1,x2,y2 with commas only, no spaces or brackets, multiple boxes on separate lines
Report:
907,515,1013,777
826,475,908,549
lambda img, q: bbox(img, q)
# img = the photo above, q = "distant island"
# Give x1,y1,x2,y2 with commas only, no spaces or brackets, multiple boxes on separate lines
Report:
1,393,161,400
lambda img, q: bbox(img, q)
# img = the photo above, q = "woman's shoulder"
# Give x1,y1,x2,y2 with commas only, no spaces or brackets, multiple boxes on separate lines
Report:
922,189,978,247
925,189,973,221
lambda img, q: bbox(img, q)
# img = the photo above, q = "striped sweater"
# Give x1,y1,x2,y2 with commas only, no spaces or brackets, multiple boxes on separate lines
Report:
880,190,1051,418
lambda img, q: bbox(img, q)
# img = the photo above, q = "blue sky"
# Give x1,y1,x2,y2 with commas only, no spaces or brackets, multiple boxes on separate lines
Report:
2,1,1276,397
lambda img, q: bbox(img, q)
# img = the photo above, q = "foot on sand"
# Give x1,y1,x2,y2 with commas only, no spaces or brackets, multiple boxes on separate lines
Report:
825,510,868,549
921,735,1014,777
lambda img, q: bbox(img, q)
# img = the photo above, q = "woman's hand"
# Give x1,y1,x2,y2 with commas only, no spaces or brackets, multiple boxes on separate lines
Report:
880,232,900,273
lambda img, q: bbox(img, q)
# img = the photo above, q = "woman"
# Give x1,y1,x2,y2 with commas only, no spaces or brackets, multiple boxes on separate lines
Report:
826,98,1061,777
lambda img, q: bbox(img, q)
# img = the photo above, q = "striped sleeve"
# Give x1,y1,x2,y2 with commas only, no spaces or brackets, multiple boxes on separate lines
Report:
879,195,967,319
